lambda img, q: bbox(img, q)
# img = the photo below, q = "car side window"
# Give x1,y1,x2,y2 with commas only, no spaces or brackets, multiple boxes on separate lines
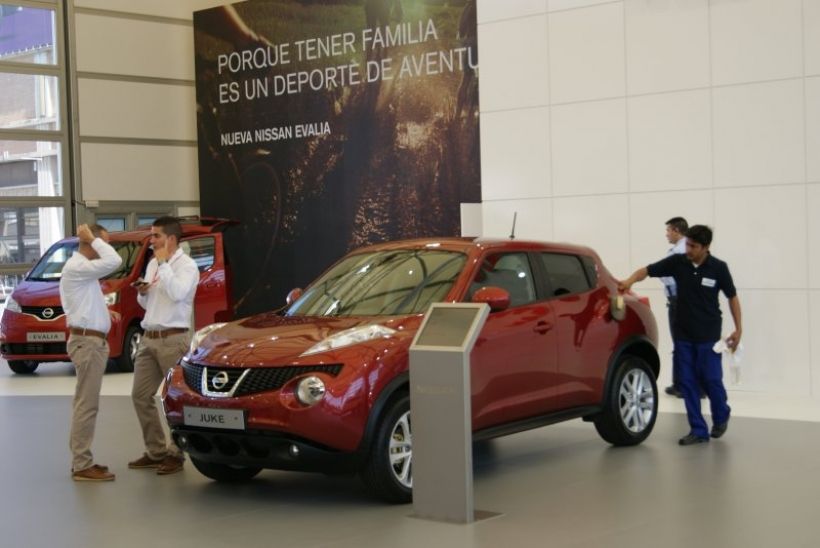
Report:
469,252,536,307
180,237,215,272
539,253,592,297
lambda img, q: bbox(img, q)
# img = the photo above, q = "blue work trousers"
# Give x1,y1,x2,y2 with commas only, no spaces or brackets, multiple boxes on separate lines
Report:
674,340,731,439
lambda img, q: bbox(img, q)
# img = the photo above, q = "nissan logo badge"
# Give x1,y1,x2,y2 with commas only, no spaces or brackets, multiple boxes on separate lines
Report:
211,371,230,390
42,308,54,319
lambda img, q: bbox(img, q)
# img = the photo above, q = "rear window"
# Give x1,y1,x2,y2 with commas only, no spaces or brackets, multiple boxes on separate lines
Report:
26,241,141,281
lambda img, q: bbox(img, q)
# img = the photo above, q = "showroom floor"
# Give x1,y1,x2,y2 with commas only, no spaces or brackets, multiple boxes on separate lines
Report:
2,363,820,548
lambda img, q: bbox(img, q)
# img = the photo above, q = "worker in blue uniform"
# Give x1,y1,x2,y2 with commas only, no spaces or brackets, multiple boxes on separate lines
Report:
619,225,742,445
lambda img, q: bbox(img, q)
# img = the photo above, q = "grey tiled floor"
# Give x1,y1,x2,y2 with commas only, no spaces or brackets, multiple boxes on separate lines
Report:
2,396,819,548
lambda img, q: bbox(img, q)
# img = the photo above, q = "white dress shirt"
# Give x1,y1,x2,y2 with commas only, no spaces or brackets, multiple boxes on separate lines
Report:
59,238,123,334
661,237,687,297
138,247,199,330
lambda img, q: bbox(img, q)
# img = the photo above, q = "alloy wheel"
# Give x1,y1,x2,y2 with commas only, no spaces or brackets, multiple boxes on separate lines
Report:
618,368,655,433
388,410,412,489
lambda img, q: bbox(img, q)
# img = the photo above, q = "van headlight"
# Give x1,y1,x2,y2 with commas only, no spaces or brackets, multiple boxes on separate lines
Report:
301,324,396,356
5,295,21,313
189,322,226,353
104,292,118,306
295,376,326,406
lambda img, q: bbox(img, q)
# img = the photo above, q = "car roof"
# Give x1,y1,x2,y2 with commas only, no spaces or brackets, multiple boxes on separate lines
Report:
350,237,598,258
105,217,236,242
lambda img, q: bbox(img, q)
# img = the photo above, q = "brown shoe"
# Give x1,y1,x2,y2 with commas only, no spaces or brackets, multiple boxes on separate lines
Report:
73,465,115,482
156,455,184,475
128,454,164,469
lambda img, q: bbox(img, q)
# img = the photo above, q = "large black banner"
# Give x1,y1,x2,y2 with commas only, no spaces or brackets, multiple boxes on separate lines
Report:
194,0,480,317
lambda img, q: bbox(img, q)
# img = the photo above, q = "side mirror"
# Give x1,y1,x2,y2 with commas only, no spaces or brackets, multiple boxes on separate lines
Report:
286,288,303,306
471,286,510,312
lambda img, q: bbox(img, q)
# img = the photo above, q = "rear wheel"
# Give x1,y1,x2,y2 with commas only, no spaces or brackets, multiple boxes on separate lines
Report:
115,326,142,373
594,356,658,446
360,394,412,504
190,457,262,482
8,360,39,374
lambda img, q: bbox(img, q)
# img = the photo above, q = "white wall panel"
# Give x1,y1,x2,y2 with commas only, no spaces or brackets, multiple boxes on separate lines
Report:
74,0,226,20
78,79,196,141
628,90,711,192
807,0,820,76
482,198,553,241
548,0,617,11
80,143,198,202
725,290,811,396
553,194,630,276
551,99,627,196
628,190,713,272
712,80,805,187
477,0,547,23
480,108,550,200
714,185,807,289
548,3,625,103
811,290,820,397
807,77,820,183
809,184,820,289
478,16,549,111
710,0,803,86
75,14,195,80
624,0,709,95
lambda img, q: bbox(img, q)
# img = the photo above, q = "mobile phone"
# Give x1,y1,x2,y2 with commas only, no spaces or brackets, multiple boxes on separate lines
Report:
131,278,148,288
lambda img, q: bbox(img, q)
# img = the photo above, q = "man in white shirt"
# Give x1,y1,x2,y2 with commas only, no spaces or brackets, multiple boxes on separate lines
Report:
661,217,688,398
60,224,123,481
128,217,199,475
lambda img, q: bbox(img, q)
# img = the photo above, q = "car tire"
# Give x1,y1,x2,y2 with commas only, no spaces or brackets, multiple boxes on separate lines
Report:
8,360,39,374
360,393,412,504
115,325,142,373
594,355,658,446
190,457,262,482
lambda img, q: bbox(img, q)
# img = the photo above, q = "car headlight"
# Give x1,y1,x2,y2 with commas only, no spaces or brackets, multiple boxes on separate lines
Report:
104,292,118,306
5,295,21,313
300,324,396,356
295,376,326,406
189,322,226,354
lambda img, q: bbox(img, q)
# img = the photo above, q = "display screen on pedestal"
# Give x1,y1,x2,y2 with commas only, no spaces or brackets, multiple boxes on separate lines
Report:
415,306,483,348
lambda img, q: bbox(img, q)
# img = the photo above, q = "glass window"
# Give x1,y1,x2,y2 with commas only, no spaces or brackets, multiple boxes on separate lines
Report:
96,217,125,232
180,237,215,272
0,206,64,264
0,140,62,196
0,72,60,131
539,253,591,297
26,240,140,281
0,5,57,65
137,216,158,227
469,252,536,307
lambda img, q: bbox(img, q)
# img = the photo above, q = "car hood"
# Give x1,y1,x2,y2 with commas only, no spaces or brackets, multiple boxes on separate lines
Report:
188,312,422,367
11,279,128,305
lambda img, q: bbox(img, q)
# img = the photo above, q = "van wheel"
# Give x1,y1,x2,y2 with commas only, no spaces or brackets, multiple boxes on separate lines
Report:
8,360,39,374
190,457,261,482
115,326,142,373
594,356,658,446
360,393,412,504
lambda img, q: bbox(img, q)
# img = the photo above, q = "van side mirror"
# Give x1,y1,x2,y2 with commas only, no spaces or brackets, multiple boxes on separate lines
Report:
286,288,303,306
471,286,510,312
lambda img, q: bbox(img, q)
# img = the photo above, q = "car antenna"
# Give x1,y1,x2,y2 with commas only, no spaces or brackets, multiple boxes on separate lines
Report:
509,212,517,240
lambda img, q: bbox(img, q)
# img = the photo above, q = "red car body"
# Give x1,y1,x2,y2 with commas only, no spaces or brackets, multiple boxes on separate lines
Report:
0,218,235,374
162,237,659,502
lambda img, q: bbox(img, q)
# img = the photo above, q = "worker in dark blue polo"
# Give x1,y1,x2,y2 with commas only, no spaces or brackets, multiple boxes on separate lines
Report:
619,225,742,445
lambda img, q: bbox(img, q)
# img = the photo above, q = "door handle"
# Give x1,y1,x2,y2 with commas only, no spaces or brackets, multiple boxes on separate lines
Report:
533,321,552,334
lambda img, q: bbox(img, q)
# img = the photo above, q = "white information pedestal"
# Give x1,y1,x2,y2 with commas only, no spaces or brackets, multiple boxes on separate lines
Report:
409,302,491,524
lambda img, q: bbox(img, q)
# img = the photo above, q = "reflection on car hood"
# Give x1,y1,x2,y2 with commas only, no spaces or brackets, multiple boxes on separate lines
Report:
188,312,421,367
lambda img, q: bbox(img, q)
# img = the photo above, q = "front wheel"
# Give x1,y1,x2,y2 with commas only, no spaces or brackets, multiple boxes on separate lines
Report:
8,360,39,374
190,457,262,482
594,356,658,446
360,394,412,504
115,326,142,373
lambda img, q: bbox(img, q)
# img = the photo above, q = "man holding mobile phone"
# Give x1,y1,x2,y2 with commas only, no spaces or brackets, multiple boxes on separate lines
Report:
128,217,199,475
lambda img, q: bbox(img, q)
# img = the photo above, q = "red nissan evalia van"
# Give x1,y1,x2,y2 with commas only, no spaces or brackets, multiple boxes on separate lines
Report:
0,217,235,374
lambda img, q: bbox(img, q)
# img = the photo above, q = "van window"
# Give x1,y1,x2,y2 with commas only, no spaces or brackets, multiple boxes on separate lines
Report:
26,240,141,281
181,237,215,272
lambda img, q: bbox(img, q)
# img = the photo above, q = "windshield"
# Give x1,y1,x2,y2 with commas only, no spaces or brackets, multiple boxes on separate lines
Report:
26,241,142,281
287,249,466,317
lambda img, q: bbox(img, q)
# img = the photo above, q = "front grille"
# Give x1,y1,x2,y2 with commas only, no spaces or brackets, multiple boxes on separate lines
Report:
20,306,65,321
181,362,343,397
1,342,67,355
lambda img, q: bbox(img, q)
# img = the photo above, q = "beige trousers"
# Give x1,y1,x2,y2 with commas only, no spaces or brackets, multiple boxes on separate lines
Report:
131,332,189,460
68,334,109,472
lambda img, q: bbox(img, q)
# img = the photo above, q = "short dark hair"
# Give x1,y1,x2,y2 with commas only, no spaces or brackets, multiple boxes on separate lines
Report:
152,216,182,242
89,224,108,238
686,225,713,247
665,217,688,235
